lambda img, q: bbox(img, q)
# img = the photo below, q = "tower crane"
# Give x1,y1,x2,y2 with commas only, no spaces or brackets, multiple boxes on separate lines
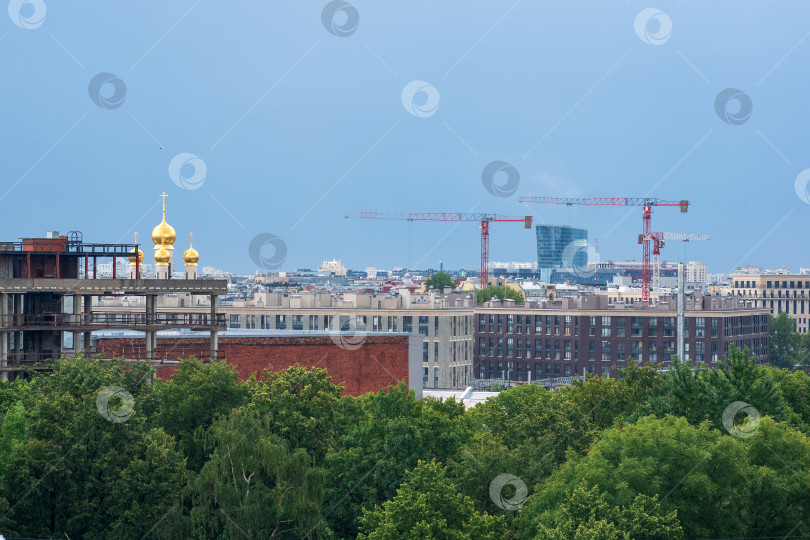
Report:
644,232,710,292
345,212,533,287
518,197,690,304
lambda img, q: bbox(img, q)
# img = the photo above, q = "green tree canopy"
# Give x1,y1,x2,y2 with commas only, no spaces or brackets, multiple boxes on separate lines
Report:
358,460,507,540
424,271,456,291
475,285,525,305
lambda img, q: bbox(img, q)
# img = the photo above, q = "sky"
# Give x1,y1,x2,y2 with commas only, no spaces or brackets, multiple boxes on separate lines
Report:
2,1,810,274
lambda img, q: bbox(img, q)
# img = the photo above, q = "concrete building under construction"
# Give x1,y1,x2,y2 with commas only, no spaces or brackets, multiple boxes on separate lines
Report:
0,195,227,380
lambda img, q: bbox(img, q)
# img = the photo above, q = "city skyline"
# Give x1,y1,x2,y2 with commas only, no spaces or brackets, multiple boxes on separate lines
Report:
2,2,809,273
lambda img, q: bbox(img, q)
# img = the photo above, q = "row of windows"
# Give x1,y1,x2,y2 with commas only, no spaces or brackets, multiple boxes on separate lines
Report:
228,314,471,335
735,279,810,289
479,361,611,380
422,341,469,363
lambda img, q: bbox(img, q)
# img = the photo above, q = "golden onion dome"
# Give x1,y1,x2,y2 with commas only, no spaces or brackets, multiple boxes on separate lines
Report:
128,247,144,265
183,233,199,266
152,193,176,247
155,246,171,266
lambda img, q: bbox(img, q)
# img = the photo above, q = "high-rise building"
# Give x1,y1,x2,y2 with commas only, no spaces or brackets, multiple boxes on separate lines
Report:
536,225,588,282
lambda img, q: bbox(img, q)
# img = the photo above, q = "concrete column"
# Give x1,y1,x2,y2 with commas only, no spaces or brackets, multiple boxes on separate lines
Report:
83,295,93,354
145,294,157,363
210,294,218,361
72,294,81,355
0,293,7,381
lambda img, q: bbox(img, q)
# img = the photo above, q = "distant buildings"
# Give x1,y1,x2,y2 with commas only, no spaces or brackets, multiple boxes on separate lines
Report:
319,259,347,276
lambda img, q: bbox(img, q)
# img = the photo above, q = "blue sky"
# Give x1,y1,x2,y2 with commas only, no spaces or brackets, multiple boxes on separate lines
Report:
2,1,809,274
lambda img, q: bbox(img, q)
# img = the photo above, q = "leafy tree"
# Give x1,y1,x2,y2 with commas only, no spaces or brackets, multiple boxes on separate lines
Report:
769,312,802,368
448,384,595,516
519,415,810,539
145,357,249,471
0,354,189,539
191,407,326,539
357,460,507,539
324,383,470,537
640,345,791,431
476,285,525,305
535,485,683,540
245,365,356,465
0,400,28,478
424,271,456,291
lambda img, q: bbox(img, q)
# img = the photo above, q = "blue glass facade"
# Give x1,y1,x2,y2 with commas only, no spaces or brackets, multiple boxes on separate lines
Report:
536,225,588,282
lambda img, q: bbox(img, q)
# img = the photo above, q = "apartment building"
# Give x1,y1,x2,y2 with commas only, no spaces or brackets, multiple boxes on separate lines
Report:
731,272,810,333
474,294,769,382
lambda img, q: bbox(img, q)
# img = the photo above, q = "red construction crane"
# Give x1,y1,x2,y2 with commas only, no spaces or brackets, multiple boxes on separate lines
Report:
518,197,689,304
345,212,533,287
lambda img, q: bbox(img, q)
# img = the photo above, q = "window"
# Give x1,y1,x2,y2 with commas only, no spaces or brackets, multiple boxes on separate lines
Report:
601,316,611,336
695,317,705,337
423,342,429,362
617,317,626,337
601,340,611,361
632,340,642,361
275,314,286,329
589,340,595,360
631,317,642,337
402,316,412,332
589,316,596,335
479,315,486,332
479,338,486,355
564,341,571,360
489,314,495,332
663,317,674,337
554,340,560,360
535,316,543,333
564,364,571,376
516,315,523,334
554,315,560,334
424,367,428,385
517,338,523,358
507,338,514,357
229,314,241,328
419,316,429,336
434,342,439,362
435,317,439,335
292,315,303,330
535,339,542,357
711,342,718,363
497,315,503,333
507,314,514,333
617,342,625,361
648,317,657,337
433,367,439,387
497,338,503,357
711,318,718,337
649,342,657,363
664,341,675,361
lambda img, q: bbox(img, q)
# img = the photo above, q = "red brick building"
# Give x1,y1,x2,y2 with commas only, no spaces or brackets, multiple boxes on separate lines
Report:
94,330,423,397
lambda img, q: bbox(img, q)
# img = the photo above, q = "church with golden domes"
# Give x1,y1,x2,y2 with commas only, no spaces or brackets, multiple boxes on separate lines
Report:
129,192,200,280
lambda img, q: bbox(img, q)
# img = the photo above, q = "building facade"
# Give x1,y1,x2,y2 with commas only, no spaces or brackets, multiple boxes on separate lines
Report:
731,272,810,333
536,225,588,282
473,295,769,382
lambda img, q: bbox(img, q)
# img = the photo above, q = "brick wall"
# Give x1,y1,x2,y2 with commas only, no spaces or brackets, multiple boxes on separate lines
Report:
96,335,410,396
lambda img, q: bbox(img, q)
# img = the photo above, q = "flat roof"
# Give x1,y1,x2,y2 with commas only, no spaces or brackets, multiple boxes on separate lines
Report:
92,328,419,339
